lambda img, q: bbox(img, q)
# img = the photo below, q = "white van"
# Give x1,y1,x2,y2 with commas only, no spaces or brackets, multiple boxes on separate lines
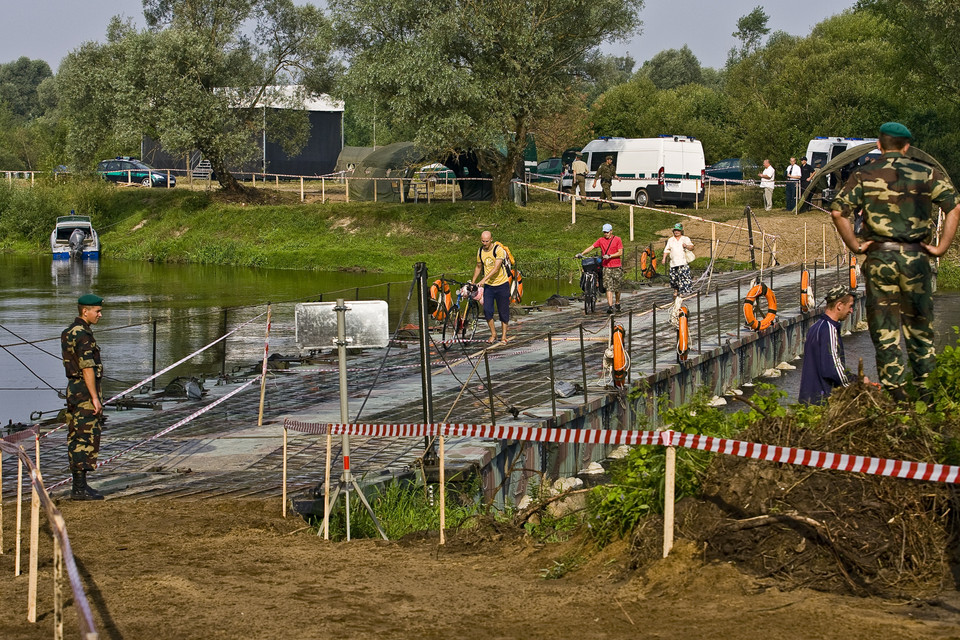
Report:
561,136,705,206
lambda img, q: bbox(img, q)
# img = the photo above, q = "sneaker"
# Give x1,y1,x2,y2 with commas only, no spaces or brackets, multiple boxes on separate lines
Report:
606,307,615,315
616,304,621,312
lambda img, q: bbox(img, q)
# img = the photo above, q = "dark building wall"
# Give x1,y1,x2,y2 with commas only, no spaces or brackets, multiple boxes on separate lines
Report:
141,109,342,176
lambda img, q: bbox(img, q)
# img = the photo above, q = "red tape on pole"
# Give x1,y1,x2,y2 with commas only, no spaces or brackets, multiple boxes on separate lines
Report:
283,419,960,484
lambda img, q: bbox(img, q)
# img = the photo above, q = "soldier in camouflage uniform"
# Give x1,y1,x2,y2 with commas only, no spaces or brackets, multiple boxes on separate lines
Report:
61,293,106,500
831,122,960,401
592,155,619,210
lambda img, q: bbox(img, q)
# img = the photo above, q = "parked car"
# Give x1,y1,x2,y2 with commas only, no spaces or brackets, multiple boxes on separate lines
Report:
97,157,176,187
704,158,755,182
416,162,455,181
533,157,564,181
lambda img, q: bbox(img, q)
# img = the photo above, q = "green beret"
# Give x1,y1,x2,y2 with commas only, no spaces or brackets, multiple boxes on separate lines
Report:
77,293,103,306
879,122,913,140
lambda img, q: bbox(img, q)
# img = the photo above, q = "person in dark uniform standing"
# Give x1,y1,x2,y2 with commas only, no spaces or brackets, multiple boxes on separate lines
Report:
592,155,619,210
61,293,106,500
831,122,960,401
798,156,814,212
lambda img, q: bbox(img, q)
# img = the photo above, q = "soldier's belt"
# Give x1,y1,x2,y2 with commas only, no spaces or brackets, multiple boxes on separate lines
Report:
866,241,928,254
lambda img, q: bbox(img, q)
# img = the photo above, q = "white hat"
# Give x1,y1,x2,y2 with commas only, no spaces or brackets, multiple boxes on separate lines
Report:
602,223,613,232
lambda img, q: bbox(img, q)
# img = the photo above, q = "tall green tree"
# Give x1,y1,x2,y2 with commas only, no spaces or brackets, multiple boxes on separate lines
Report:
333,0,644,202
727,6,770,66
640,46,703,90
58,0,336,192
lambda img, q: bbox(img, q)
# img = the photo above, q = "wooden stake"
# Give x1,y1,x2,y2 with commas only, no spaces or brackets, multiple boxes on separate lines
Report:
282,426,288,518
322,432,332,539
439,434,446,545
257,304,272,427
15,457,22,576
663,445,676,558
345,177,350,203
629,205,635,241
300,177,304,202
321,177,325,203
53,533,63,640
27,469,39,622
822,224,827,266
571,190,576,224
804,223,808,265
373,177,377,202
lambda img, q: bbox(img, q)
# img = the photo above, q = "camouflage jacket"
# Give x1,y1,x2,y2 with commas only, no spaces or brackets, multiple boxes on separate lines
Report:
831,151,958,243
595,162,617,182
61,318,102,380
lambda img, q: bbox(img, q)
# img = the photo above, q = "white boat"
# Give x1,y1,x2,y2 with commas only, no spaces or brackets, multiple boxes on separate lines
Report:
50,212,100,260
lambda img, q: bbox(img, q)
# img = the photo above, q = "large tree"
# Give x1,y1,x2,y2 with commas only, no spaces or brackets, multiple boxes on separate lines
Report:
640,46,703,90
57,0,336,192
332,0,644,202
0,57,53,120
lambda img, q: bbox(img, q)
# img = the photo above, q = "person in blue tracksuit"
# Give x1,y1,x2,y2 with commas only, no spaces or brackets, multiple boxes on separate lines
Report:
798,285,858,404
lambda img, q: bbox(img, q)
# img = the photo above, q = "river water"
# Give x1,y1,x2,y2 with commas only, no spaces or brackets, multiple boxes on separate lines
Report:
3,254,959,425
0,255,578,425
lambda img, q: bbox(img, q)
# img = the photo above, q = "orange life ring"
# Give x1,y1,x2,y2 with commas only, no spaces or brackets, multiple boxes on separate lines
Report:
640,246,658,279
743,282,778,331
800,269,811,313
429,279,452,321
849,255,857,290
612,323,628,388
677,306,690,362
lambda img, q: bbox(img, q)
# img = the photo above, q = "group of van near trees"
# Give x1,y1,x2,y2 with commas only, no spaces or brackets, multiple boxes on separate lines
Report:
0,0,956,203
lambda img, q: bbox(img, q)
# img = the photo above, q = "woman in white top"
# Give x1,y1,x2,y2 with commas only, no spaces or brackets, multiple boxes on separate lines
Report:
663,222,694,295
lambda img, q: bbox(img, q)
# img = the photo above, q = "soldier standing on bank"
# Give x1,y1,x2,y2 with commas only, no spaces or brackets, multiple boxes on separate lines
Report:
61,293,106,500
831,122,960,401
592,155,620,210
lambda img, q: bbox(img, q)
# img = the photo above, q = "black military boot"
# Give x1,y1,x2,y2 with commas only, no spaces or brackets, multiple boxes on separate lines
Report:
71,469,104,501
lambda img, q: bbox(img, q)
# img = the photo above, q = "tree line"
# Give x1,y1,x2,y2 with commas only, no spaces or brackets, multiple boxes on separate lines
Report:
0,1,956,202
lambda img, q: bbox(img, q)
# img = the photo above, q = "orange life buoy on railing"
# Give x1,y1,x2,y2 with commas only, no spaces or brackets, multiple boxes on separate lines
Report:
429,279,452,321
743,282,778,331
509,268,524,304
849,255,858,290
640,246,658,279
677,306,690,362
612,323,629,388
800,269,811,313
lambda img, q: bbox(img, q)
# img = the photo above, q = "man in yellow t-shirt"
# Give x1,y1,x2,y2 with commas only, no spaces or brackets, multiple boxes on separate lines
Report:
471,230,510,343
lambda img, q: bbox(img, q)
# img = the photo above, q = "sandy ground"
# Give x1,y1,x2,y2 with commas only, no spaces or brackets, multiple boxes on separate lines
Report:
2,499,960,639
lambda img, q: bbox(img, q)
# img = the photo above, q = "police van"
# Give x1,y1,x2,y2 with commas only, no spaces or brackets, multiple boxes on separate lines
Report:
561,136,705,207
804,136,881,196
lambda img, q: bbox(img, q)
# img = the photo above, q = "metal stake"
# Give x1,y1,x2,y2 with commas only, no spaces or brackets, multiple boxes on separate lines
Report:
715,287,722,344
652,303,657,372
547,332,557,420
414,263,437,462
484,351,496,426
696,292,702,353
579,325,589,406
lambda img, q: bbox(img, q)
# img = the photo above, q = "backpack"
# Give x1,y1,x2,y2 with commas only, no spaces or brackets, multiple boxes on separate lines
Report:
478,241,523,303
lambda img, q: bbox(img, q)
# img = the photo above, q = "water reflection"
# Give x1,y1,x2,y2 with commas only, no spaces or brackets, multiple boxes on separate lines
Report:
51,259,99,288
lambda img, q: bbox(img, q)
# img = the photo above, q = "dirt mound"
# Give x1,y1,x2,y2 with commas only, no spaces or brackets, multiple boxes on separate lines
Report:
671,384,957,597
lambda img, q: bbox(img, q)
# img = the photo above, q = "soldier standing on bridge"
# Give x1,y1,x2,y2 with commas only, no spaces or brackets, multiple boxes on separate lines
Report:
830,122,960,401
61,293,106,500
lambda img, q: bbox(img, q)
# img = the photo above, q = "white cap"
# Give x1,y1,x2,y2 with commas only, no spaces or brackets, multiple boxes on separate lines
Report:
602,223,613,232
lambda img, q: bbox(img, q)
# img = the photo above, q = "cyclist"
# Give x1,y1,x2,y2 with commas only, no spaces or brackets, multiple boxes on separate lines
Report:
577,223,624,314
471,230,510,343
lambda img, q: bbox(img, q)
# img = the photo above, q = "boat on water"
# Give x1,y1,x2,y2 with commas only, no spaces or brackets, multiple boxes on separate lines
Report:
50,212,100,260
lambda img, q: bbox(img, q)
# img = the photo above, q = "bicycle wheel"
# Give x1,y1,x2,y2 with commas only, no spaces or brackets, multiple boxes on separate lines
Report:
584,274,596,314
441,300,459,350
462,300,481,343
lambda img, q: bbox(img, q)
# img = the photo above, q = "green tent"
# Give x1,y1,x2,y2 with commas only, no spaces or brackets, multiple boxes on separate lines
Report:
335,146,376,174
348,142,425,202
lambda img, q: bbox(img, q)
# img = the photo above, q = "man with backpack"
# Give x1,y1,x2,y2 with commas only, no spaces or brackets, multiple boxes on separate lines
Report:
577,223,624,314
472,230,512,343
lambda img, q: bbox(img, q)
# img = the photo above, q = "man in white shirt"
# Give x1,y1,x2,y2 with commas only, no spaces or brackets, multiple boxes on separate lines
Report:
758,159,775,211
785,157,802,212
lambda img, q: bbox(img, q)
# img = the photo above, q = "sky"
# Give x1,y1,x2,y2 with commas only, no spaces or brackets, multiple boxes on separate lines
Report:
0,0,858,72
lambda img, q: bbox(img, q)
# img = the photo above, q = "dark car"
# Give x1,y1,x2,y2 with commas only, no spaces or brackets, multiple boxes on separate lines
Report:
533,157,564,182
704,157,755,182
97,157,176,188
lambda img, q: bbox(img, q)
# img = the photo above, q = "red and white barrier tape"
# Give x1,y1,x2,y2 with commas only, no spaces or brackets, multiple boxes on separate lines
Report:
102,309,267,406
282,420,960,484
47,377,261,490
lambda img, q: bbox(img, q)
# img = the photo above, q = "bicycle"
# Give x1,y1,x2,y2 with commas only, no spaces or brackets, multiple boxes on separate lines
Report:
576,256,603,314
440,280,482,349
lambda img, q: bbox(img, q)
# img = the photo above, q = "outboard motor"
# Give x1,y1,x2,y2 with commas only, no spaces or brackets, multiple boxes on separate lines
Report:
68,228,86,259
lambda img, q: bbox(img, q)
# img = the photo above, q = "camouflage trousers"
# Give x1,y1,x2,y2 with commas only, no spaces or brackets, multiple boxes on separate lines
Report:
65,377,102,472
602,266,623,294
863,250,935,393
